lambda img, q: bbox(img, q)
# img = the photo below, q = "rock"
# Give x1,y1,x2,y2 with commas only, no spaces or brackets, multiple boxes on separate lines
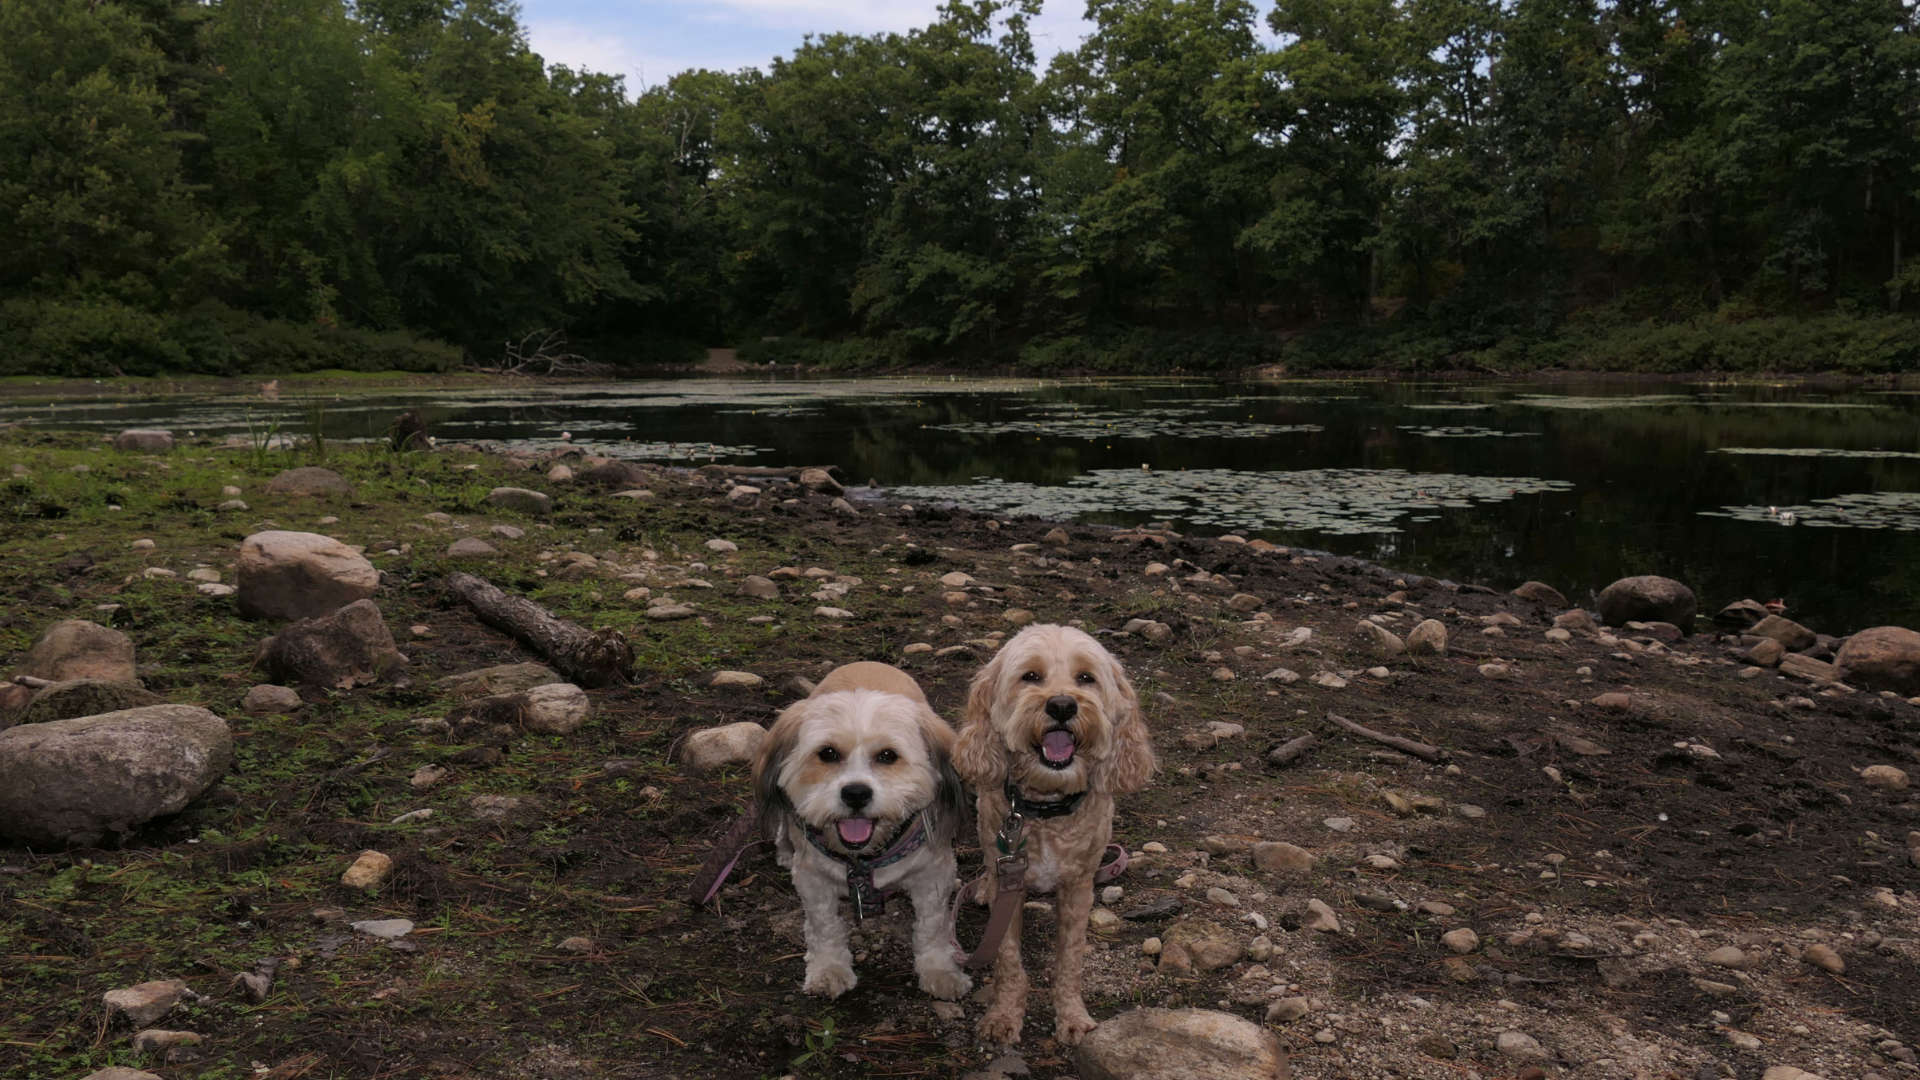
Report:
485,487,552,516
1761,1069,1827,1080
739,576,780,600
1405,619,1448,656
241,685,302,715
1750,615,1817,652
491,524,525,540
197,583,236,597
1266,997,1310,1024
579,461,651,489
441,662,563,701
522,683,591,734
21,679,161,725
1158,921,1243,974
264,466,355,498
711,671,765,689
705,538,738,554
341,850,393,888
80,1070,163,1080
1801,943,1844,973
236,531,379,621
1043,527,1070,545
1075,1008,1285,1080
1495,1030,1546,1061
411,764,448,790
1252,842,1313,874
1261,667,1299,684
1747,638,1786,666
103,979,190,1027
1780,653,1838,682
18,619,136,684
1591,692,1633,711
446,537,499,558
132,1029,204,1054
1309,672,1347,690
1511,581,1567,607
1704,945,1749,969
1304,899,1340,933
0,705,232,846
1441,928,1479,954
1004,608,1036,626
546,463,575,483
351,918,414,939
813,606,854,619
1356,620,1405,657
1861,764,1909,791
682,722,766,774
1596,575,1695,630
1205,887,1239,907
1228,593,1264,612
799,467,844,495
1478,662,1512,679
257,599,406,689
1553,609,1598,633
1834,626,1920,694
1715,599,1771,630
113,429,174,452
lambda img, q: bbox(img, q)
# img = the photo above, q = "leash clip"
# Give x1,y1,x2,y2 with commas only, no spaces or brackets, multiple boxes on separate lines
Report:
994,811,1026,857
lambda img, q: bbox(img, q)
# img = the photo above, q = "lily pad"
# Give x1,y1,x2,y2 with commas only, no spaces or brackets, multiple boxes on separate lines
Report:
1398,425,1538,439
1712,447,1920,460
1705,491,1920,531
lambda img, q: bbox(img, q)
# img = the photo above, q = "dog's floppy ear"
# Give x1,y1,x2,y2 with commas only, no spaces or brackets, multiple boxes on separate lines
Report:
951,652,1008,788
1102,653,1156,794
752,698,808,821
916,705,969,837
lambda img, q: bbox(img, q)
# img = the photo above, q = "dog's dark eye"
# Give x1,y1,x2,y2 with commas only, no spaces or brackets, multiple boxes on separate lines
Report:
817,746,840,763
1020,670,1041,683
1076,671,1096,685
874,748,899,765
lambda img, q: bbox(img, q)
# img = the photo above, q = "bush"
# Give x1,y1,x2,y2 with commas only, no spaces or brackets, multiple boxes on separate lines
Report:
0,296,462,376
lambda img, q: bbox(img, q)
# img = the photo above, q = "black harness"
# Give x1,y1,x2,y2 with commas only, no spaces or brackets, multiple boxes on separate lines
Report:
1004,780,1086,820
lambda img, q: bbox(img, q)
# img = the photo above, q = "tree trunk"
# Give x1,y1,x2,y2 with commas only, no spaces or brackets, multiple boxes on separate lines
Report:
445,572,634,688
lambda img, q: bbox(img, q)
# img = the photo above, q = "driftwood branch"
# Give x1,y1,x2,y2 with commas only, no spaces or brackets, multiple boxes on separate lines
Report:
1326,712,1446,763
446,572,634,688
1266,733,1319,767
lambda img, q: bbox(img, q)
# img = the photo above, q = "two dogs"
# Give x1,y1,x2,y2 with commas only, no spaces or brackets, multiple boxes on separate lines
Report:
750,625,1155,1045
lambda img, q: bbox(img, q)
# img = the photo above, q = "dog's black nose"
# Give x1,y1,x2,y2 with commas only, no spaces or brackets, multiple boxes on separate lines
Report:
840,783,873,810
1045,695,1078,722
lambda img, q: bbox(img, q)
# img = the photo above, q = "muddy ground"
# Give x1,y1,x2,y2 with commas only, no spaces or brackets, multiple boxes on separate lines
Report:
1,428,1917,1080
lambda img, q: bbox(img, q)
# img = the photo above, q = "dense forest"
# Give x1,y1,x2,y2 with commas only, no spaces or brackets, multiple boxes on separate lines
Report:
4,0,1919,376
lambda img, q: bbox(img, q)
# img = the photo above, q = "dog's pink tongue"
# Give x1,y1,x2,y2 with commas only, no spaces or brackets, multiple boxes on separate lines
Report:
836,818,874,845
1041,730,1076,763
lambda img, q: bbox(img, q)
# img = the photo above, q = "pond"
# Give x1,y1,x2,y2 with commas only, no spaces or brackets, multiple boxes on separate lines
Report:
6,376,1919,635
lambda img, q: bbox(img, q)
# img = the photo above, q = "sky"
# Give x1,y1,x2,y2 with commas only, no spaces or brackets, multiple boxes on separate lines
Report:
516,0,1098,92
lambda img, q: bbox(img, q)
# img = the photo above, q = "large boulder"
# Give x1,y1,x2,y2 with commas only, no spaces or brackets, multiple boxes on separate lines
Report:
0,705,233,847
264,466,356,498
1595,575,1695,631
440,662,564,702
1075,1008,1288,1080
18,619,136,684
236,530,378,621
1749,614,1816,653
22,680,162,725
1834,626,1920,695
257,599,406,690
112,429,173,452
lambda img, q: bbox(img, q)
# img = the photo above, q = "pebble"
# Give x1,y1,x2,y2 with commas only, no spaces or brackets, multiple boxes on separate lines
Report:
1140,937,1162,956
1478,662,1512,678
710,671,765,689
1310,671,1348,689
704,539,738,553
1323,817,1355,832
1496,1030,1546,1060
1247,934,1273,961
814,606,854,619
1266,996,1310,1024
340,850,393,889
1100,885,1124,905
350,918,414,940
1441,928,1480,954
1416,900,1456,916
1206,887,1240,907
1705,945,1750,969
1252,841,1313,873
1801,943,1844,973
1304,898,1340,933
1861,765,1909,791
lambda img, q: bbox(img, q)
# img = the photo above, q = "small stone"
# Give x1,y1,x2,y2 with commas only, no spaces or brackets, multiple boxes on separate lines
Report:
1252,841,1313,873
411,764,448,790
1003,608,1035,626
1705,945,1749,969
1405,619,1448,656
241,684,302,715
492,524,525,539
705,538,738,553
340,850,393,889
647,602,697,620
682,722,766,773
1323,816,1355,832
350,918,414,940
1246,934,1273,961
1478,662,1512,678
1416,900,1456,916
1261,666,1299,683
1761,1069,1827,1080
1089,908,1121,932
1861,765,1909,791
1357,619,1406,656
1441,928,1480,954
1211,666,1235,681
1206,887,1240,907
132,1029,204,1054
1141,937,1163,956
103,980,189,1027
1304,898,1340,933
1495,1030,1546,1061
446,537,499,558
1801,943,1844,974
485,487,552,516
558,936,594,954
1228,593,1264,612
1266,996,1309,1024
814,606,855,619
710,670,765,689
1310,671,1347,689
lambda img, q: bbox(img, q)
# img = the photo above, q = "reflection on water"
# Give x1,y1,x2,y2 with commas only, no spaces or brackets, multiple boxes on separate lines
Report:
4,376,1918,631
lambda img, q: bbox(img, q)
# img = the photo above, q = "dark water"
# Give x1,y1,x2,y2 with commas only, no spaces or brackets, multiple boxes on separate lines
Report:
6,377,1919,634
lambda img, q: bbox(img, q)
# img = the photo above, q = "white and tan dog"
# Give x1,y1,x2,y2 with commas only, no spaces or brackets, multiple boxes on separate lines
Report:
955,624,1155,1045
752,661,972,1001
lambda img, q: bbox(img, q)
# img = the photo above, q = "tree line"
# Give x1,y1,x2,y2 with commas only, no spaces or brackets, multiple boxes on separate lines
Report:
4,0,1917,376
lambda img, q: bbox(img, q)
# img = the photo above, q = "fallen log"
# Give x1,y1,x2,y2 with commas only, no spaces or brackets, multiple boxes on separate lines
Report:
1266,733,1319,767
445,572,634,688
1326,712,1446,763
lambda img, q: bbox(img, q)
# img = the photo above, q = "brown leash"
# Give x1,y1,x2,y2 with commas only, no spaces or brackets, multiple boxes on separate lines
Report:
955,812,1129,969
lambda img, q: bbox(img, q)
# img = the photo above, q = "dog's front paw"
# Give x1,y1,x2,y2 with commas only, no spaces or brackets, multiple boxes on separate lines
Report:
1053,1009,1098,1046
977,1006,1024,1045
803,960,857,998
918,965,972,1001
